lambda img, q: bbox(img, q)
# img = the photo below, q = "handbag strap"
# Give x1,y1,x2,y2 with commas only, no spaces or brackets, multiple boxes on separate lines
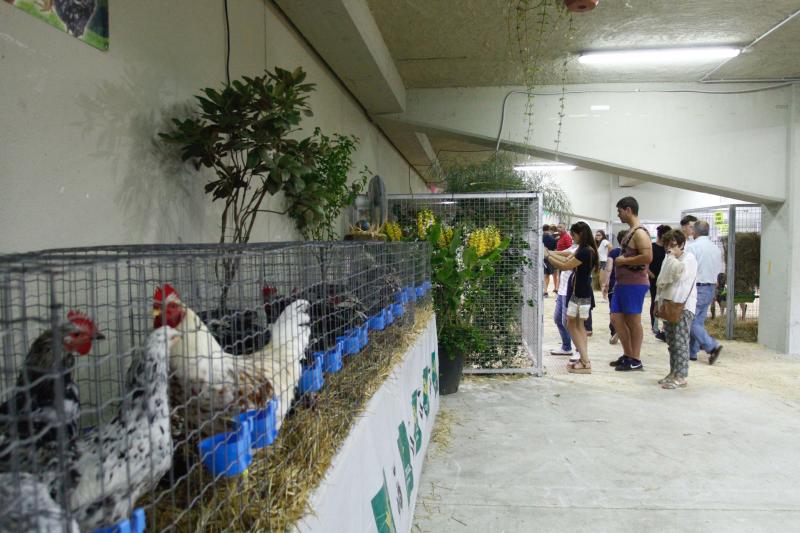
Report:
680,273,697,304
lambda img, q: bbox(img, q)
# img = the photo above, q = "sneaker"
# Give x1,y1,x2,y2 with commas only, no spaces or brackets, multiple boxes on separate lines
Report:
569,352,581,363
615,357,643,372
609,354,626,367
609,333,619,345
543,292,549,298
690,355,698,361
709,345,723,365
549,348,573,356
654,331,666,343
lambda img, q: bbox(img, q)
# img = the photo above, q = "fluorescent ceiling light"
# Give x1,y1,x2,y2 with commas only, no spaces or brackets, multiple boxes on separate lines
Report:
515,164,577,172
579,47,740,65
591,104,610,111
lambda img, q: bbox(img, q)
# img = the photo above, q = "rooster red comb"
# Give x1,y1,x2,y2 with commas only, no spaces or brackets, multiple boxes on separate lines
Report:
262,285,278,302
67,310,98,334
154,284,179,303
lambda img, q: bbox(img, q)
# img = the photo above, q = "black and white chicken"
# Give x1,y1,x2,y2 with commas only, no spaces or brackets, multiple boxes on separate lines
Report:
0,310,103,481
63,326,180,530
262,282,368,353
0,472,79,533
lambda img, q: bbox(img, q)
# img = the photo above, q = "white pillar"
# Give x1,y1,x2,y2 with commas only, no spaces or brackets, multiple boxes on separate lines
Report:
759,84,800,355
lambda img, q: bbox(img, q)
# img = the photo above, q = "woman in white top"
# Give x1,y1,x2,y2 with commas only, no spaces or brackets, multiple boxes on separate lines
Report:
654,230,698,389
595,230,612,301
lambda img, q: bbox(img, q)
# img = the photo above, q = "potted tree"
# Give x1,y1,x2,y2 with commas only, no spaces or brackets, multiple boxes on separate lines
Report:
159,67,366,351
419,212,508,393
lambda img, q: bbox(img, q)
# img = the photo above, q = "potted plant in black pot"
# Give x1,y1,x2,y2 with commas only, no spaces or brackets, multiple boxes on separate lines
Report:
419,211,508,394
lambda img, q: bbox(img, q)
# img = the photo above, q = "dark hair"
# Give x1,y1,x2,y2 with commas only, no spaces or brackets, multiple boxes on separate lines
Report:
663,229,686,249
680,215,698,227
542,224,550,231
616,196,639,215
616,230,627,245
595,229,608,242
570,221,599,272
656,224,672,239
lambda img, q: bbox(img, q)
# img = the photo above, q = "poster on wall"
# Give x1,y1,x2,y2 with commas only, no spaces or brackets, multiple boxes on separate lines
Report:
3,0,109,50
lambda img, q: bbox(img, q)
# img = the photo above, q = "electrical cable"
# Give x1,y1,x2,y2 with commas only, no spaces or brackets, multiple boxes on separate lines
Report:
224,0,231,85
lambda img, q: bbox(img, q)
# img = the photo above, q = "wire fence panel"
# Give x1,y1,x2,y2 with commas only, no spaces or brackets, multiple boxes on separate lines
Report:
681,204,761,341
388,193,543,375
0,241,431,532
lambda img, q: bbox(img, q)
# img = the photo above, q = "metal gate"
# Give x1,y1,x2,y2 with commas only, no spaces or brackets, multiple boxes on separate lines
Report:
388,193,543,375
680,204,761,340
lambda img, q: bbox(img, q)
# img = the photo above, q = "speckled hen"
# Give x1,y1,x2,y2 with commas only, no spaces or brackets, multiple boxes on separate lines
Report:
64,326,180,531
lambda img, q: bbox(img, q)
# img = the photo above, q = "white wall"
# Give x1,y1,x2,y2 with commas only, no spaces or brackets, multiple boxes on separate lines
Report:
0,0,427,253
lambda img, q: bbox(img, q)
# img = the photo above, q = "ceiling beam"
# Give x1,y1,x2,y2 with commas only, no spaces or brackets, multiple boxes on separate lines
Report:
375,115,784,205
274,0,406,114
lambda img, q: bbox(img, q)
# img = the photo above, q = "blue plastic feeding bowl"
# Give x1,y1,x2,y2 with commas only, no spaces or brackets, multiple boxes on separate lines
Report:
395,291,409,305
369,310,386,331
405,286,417,302
236,399,278,449
91,508,145,533
198,425,253,477
385,306,395,326
415,285,425,299
392,302,405,318
358,322,369,349
324,344,343,373
423,280,432,292
299,357,324,393
338,333,360,356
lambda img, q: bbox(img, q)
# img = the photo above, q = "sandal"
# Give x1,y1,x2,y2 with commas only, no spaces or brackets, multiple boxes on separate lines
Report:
661,379,687,389
658,374,675,385
567,360,592,374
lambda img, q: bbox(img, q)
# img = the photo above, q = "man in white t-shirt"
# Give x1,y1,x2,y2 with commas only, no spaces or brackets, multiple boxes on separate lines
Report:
550,244,578,355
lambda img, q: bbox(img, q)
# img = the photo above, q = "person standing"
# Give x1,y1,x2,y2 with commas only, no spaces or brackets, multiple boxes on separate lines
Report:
681,215,697,242
549,243,577,356
604,230,627,344
686,220,724,364
610,197,652,372
655,230,698,389
595,230,613,302
542,225,558,297
556,223,573,251
545,222,598,374
648,225,671,341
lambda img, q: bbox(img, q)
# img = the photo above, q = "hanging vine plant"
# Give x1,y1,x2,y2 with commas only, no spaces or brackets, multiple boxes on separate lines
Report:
506,0,575,155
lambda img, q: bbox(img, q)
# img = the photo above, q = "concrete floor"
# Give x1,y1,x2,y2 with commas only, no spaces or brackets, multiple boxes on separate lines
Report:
413,293,800,532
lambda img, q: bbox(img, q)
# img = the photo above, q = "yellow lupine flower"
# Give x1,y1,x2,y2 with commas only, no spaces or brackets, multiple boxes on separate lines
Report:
416,209,435,239
468,226,503,257
383,221,402,241
437,225,454,249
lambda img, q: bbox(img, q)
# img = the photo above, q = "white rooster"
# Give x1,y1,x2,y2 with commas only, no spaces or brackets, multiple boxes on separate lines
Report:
64,326,181,530
153,284,311,434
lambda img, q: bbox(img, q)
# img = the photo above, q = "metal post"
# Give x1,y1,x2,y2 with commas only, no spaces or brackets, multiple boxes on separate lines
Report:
726,205,736,339
536,194,544,377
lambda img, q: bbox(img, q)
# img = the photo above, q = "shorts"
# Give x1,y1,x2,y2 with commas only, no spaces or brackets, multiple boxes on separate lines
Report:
599,261,607,270
567,297,591,319
610,284,649,315
543,260,555,275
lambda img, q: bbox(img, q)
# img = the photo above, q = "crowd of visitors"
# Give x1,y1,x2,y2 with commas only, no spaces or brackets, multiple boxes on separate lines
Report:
544,196,724,387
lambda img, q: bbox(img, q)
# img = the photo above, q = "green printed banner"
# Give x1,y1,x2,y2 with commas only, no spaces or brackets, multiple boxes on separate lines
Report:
294,316,439,533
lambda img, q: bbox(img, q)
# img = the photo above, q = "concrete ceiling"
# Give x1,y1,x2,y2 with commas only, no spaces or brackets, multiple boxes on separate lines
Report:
366,0,800,87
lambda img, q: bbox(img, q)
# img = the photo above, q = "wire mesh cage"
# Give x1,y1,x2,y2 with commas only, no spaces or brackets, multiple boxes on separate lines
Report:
0,240,432,532
388,193,543,375
681,204,761,341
